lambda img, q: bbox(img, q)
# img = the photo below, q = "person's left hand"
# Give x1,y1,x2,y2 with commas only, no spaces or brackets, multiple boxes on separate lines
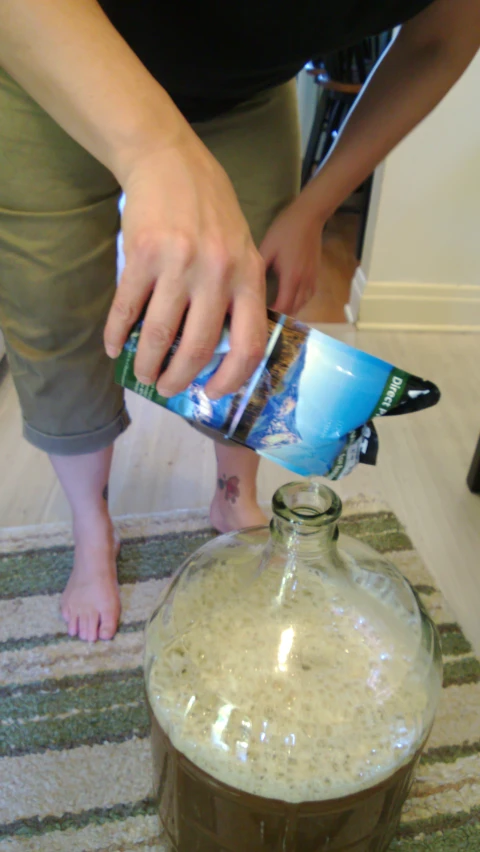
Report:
259,195,326,316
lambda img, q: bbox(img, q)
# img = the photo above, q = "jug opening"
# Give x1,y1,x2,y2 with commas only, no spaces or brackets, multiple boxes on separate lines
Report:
273,481,342,524
272,481,342,539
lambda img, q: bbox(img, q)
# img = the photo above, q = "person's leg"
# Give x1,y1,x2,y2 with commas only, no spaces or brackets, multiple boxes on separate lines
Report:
0,67,128,639
210,443,267,532
193,81,301,531
50,448,120,641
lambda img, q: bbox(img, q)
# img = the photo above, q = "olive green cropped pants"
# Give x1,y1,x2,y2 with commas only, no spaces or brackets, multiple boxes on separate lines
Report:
0,70,300,454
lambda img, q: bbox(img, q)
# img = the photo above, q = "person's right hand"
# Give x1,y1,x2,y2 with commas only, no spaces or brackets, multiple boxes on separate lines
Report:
103,122,267,400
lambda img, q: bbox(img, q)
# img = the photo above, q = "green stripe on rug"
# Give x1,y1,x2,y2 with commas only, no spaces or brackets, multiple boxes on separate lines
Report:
391,823,480,850
0,512,413,601
414,584,437,596
0,620,145,655
1,669,146,758
0,798,156,841
1,705,148,759
2,662,479,760
443,656,480,687
422,740,480,766
3,608,463,661
396,804,480,839
2,797,479,845
0,669,147,758
0,531,214,600
439,627,473,657
339,511,413,553
0,666,143,700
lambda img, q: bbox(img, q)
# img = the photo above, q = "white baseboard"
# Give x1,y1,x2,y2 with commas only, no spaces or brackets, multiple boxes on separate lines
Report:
357,281,480,331
345,266,367,323
343,304,356,324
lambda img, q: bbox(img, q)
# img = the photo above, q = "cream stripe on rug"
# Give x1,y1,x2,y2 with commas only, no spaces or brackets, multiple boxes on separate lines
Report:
0,578,168,645
1,631,144,686
0,815,163,852
2,731,480,829
1,739,151,824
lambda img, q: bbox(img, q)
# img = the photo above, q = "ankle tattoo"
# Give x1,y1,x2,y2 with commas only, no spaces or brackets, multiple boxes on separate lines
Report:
218,474,240,504
102,484,109,503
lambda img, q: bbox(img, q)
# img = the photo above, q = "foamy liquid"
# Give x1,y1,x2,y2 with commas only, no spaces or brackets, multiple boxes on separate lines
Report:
146,559,430,802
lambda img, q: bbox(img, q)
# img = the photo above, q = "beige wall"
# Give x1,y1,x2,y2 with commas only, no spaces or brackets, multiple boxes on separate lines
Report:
354,51,480,329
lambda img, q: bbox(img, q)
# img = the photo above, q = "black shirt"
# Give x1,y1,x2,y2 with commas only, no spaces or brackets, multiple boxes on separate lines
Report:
101,1,436,121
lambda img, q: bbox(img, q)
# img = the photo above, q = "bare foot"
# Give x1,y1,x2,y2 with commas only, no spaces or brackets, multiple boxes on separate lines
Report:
61,508,121,642
210,486,268,534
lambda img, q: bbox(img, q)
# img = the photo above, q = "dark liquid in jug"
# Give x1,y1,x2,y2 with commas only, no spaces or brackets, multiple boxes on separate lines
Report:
146,544,434,852
150,713,424,852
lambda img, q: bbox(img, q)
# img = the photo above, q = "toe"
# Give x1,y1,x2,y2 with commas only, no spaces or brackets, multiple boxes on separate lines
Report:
68,613,79,638
78,612,91,642
99,610,118,641
87,612,100,643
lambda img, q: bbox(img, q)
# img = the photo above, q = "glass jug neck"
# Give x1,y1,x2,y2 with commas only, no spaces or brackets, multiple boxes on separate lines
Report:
270,481,342,553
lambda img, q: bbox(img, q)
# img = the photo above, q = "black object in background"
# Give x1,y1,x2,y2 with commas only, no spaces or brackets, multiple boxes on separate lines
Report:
301,31,393,260
467,435,480,494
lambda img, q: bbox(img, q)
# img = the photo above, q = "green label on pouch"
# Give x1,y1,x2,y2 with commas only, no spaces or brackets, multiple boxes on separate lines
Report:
115,333,168,406
370,368,409,418
328,432,357,481
327,427,366,481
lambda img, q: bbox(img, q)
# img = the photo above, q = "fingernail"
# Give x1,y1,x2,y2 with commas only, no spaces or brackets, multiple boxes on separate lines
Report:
136,375,153,386
156,385,173,398
105,344,121,359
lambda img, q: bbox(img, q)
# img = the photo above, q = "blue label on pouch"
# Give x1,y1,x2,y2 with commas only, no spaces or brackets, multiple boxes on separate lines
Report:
115,196,440,480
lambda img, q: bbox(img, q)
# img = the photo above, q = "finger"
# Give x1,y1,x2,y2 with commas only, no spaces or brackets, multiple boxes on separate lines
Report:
133,278,188,386
258,231,277,269
104,231,163,358
292,282,314,317
271,271,300,315
155,291,229,397
206,289,267,399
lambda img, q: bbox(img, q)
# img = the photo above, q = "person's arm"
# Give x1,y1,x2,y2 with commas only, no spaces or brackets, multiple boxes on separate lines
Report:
0,0,183,195
0,0,266,399
261,0,480,315
304,0,480,219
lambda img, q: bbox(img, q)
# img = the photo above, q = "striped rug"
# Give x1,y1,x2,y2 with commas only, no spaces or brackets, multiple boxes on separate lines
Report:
1,499,479,852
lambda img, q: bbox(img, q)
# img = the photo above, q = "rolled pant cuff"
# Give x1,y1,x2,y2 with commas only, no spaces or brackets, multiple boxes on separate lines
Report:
23,406,131,456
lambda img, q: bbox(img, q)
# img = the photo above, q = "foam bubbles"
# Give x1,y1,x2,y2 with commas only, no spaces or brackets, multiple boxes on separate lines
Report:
146,560,429,802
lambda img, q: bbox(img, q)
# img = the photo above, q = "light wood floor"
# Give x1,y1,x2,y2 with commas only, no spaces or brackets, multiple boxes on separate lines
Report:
0,323,479,652
298,212,358,324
